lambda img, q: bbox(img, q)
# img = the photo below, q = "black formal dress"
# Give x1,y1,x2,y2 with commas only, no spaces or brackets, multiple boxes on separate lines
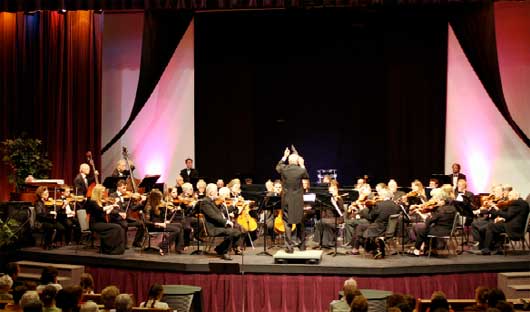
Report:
481,199,530,251
34,200,65,248
275,160,309,251
108,191,145,248
84,200,125,255
200,197,241,255
145,206,184,253
313,197,343,248
415,204,457,250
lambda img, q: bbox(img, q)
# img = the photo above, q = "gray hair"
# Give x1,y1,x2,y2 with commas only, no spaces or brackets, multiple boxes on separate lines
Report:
80,301,100,312
377,188,393,200
288,154,299,165
344,278,358,290
115,294,133,312
0,274,13,289
20,291,42,308
205,183,218,197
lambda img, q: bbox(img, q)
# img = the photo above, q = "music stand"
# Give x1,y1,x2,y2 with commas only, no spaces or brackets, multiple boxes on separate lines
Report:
139,175,160,193
398,204,411,255
431,173,451,186
316,193,346,257
102,177,121,193
257,194,280,256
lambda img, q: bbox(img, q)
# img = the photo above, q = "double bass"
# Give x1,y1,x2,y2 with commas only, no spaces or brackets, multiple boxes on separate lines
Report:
86,151,99,198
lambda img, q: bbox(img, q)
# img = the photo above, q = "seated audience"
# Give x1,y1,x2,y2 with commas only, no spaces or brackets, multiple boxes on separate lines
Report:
428,291,452,312
41,285,60,312
140,284,169,309
115,294,133,312
80,301,99,312
6,262,23,289
387,293,406,310
56,285,83,312
330,278,358,312
0,274,14,299
101,286,120,312
4,285,28,312
465,286,489,311
80,273,95,295
350,295,368,312
37,267,62,292
20,291,43,312
486,288,506,309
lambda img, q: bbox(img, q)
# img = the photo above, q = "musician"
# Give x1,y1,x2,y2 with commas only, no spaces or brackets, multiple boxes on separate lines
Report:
388,179,405,202
471,184,503,246
402,180,427,208
179,158,199,186
179,182,198,245
196,180,207,199
428,178,440,189
447,163,466,188
276,147,309,253
56,186,81,245
314,182,343,248
144,189,185,255
480,190,529,255
410,190,457,256
265,180,274,193
108,180,145,248
453,179,475,225
84,184,125,255
216,179,225,189
175,175,184,194
302,179,310,193
227,179,242,198
73,163,97,196
34,186,65,249
359,188,400,259
111,159,133,178
200,184,242,260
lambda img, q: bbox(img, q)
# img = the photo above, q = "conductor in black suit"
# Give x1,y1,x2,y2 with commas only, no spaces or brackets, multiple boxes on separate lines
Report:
180,158,199,186
276,147,309,253
200,183,242,260
447,163,466,189
480,190,530,255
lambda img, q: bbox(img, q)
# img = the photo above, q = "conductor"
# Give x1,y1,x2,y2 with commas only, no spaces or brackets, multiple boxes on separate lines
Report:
276,147,309,253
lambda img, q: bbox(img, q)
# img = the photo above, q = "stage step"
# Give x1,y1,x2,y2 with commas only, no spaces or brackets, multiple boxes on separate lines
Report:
498,272,530,299
273,250,323,264
16,260,84,287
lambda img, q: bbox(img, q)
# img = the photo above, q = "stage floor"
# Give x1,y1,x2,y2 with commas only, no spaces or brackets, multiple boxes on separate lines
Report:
17,242,530,276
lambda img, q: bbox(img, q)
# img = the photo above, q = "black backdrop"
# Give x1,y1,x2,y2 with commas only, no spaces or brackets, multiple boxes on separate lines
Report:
195,9,448,186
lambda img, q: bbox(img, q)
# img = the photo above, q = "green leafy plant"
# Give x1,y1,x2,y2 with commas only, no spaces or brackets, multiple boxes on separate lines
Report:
0,218,19,249
1,133,53,192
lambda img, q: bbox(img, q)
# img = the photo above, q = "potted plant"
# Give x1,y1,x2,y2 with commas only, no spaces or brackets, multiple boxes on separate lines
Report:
1,133,53,194
0,218,20,250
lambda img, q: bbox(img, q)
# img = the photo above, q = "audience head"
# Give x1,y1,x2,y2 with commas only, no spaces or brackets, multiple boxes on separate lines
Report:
80,301,100,312
475,286,489,306
20,291,43,312
486,288,506,308
12,285,28,305
40,285,58,307
6,262,20,280
350,294,368,312
80,273,95,294
430,291,450,312
101,285,120,309
56,285,83,312
40,266,59,285
147,283,164,301
287,154,299,165
386,293,406,310
401,295,417,312
115,294,133,312
0,274,13,292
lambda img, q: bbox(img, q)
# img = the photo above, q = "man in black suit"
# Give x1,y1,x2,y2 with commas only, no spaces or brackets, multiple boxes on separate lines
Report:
447,163,466,189
480,191,530,255
179,158,199,186
275,147,309,253
73,163,97,197
200,183,242,260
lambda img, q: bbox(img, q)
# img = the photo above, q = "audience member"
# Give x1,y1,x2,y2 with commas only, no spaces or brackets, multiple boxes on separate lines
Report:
6,262,23,288
40,285,60,312
20,291,43,312
80,273,95,295
140,284,169,309
0,274,14,299
4,285,28,312
56,285,83,312
101,286,120,311
428,291,452,312
115,294,133,312
80,301,99,312
465,286,489,311
387,293,406,310
350,295,368,312
36,267,62,292
486,288,506,309
330,278,358,312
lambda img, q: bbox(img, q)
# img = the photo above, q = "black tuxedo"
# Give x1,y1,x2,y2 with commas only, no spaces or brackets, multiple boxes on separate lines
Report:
111,169,130,178
180,168,199,185
275,161,309,224
200,197,241,254
447,173,466,187
73,173,95,196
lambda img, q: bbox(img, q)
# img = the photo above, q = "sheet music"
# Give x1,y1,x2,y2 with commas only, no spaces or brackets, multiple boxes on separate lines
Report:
303,193,316,202
331,197,343,217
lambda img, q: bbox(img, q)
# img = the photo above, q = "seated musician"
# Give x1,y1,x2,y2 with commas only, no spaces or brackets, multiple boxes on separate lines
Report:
144,189,185,255
84,184,125,255
349,184,374,254
388,179,406,202
314,181,343,248
73,163,97,197
56,186,81,245
219,186,257,247
175,175,184,194
471,184,503,246
265,179,274,193
216,179,225,189
356,188,400,259
409,185,456,256
200,184,242,260
454,179,475,226
402,180,427,208
179,182,198,244
196,179,207,199
111,159,133,178
479,190,529,255
34,186,65,249
266,180,283,235
227,179,242,198
108,180,145,248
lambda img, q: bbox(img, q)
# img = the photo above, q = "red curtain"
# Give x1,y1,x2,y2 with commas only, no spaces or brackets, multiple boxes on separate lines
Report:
0,11,102,201
86,266,497,312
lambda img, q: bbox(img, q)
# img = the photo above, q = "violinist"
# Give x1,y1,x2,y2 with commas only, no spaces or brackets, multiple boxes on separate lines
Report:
166,186,192,247
56,186,81,245
175,175,184,194
109,180,145,249
216,179,225,189
314,182,343,249
401,180,427,208
409,187,457,256
34,186,65,249
84,184,125,255
227,179,242,198
111,159,133,178
144,189,185,255
179,182,198,244
471,184,503,247
196,180,207,199
388,179,406,202
73,163,98,197
453,179,475,225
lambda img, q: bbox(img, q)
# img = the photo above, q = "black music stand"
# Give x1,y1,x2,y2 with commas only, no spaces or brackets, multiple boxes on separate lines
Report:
398,204,411,255
257,194,280,256
190,199,206,256
317,193,347,257
102,177,121,193
139,175,160,193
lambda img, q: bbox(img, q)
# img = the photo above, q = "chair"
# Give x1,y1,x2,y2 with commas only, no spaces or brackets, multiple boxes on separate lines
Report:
501,211,530,255
142,226,165,254
380,214,400,255
195,214,216,253
426,212,460,257
76,209,94,248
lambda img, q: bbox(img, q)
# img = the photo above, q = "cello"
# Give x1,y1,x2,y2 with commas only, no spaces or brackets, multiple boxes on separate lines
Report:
122,147,142,220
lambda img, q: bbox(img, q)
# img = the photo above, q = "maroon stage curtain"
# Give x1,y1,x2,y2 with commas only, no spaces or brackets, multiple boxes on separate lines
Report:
86,266,497,312
0,11,102,201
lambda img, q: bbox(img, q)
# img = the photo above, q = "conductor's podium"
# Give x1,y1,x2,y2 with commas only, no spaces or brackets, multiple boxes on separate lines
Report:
273,250,323,264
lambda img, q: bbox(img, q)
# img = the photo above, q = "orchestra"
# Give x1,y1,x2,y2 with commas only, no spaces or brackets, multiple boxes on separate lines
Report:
21,151,529,261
